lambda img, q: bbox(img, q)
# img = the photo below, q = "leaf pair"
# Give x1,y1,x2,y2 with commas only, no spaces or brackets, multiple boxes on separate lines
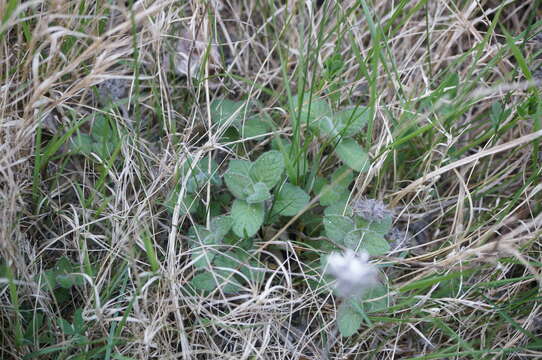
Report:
210,98,272,138
337,284,389,337
226,151,311,237
70,115,121,160
165,156,222,215
291,93,371,172
323,203,392,256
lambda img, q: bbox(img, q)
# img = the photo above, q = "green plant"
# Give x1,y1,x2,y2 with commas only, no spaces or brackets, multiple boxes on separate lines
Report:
181,96,392,336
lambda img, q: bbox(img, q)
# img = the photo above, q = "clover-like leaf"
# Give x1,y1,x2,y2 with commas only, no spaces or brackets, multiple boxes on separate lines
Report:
245,182,272,204
323,215,355,243
359,283,389,313
240,116,272,138
190,271,242,294
334,107,369,137
91,115,114,141
337,301,362,337
224,160,253,199
274,183,310,216
184,156,222,193
344,229,390,256
165,191,200,215
231,199,265,238
210,215,233,239
250,150,284,189
210,98,249,126
291,93,332,129
356,215,393,236
70,133,93,155
335,138,370,172
319,183,349,206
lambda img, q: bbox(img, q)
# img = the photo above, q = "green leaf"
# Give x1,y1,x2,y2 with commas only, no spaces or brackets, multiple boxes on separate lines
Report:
250,150,284,189
337,301,362,337
210,215,233,239
184,156,222,193
240,116,271,138
359,283,389,313
58,318,75,336
323,215,355,243
335,138,370,172
245,182,272,204
70,133,93,155
187,224,212,247
73,309,85,333
210,98,249,126
334,107,369,137
315,115,338,137
344,229,390,256
56,274,76,289
190,272,217,292
356,215,393,235
281,142,310,178
165,191,200,215
191,249,215,269
231,199,265,238
91,115,113,141
319,183,349,206
331,165,354,188
323,199,351,216
291,93,332,129
224,160,253,199
274,183,310,216
190,270,242,294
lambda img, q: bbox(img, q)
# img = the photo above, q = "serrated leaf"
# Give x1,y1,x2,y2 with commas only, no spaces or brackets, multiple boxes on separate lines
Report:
316,115,338,137
334,107,369,136
335,138,370,172
187,224,212,248
190,272,217,292
250,150,284,189
192,249,215,269
291,93,332,129
210,98,248,126
190,270,243,294
92,115,113,141
210,215,233,239
344,229,390,256
231,199,265,238
240,116,271,138
224,160,253,199
245,182,272,204
70,133,93,155
274,183,310,216
359,283,389,313
324,215,355,243
165,191,200,215
58,318,75,336
319,184,349,206
56,274,75,289
337,302,362,337
356,215,393,235
184,156,222,193
323,199,351,216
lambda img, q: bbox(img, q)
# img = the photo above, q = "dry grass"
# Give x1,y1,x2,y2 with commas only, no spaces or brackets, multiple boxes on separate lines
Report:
1,0,542,359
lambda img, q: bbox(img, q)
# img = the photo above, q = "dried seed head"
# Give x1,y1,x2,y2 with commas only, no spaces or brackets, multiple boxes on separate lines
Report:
99,78,129,101
325,250,378,298
385,227,411,251
351,198,393,221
